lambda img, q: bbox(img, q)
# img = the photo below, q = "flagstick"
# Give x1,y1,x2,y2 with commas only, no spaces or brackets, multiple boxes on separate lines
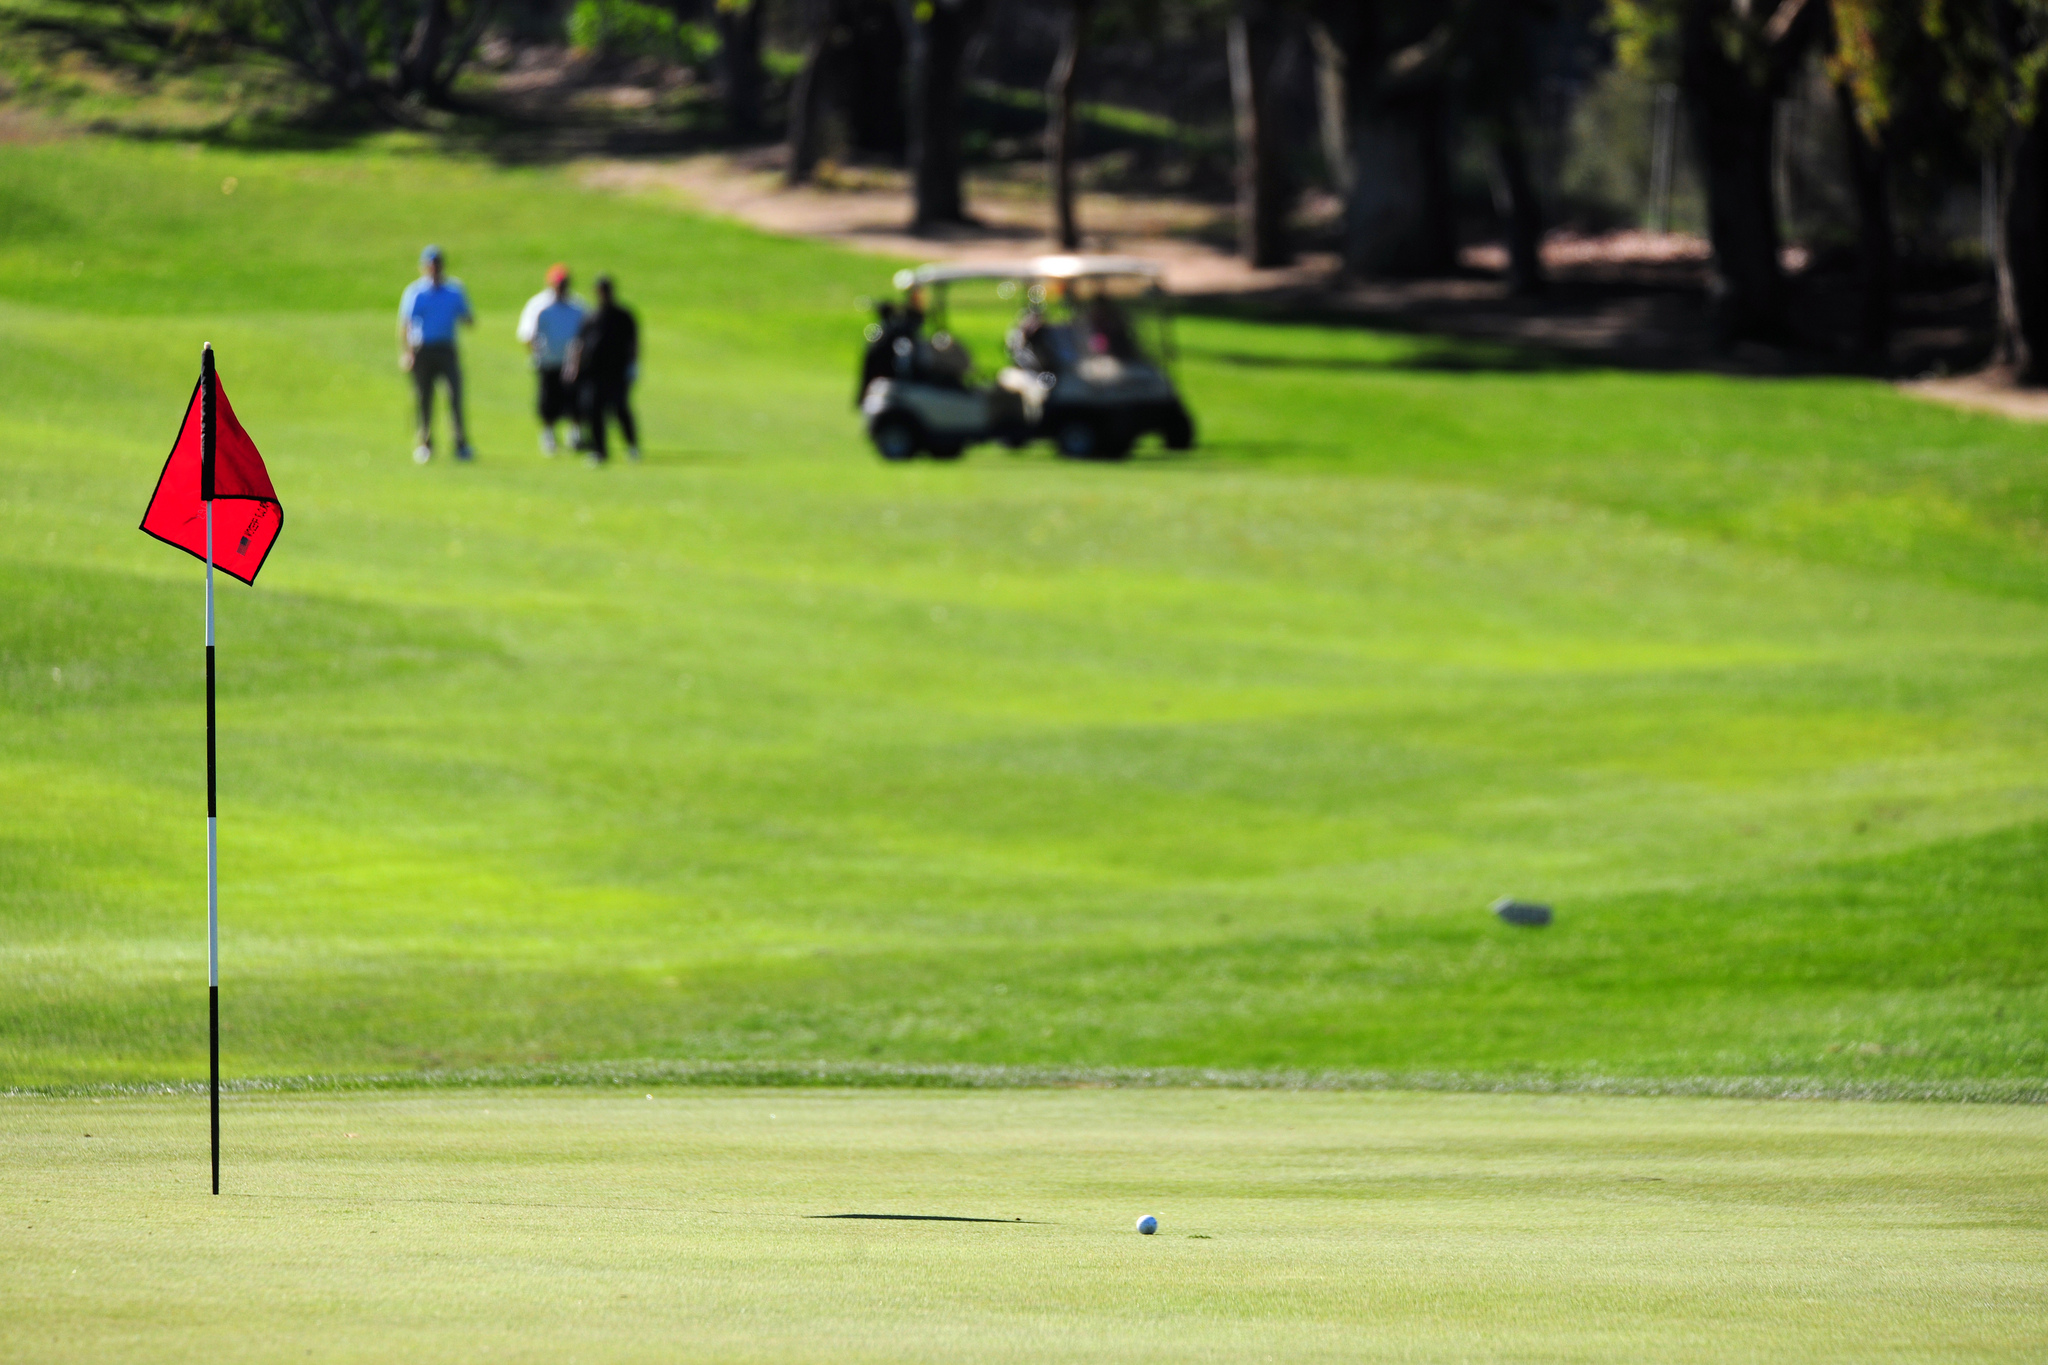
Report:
202,343,219,1197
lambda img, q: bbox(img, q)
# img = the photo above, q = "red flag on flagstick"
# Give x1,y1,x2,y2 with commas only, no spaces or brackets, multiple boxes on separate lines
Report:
137,345,284,1197
139,370,282,584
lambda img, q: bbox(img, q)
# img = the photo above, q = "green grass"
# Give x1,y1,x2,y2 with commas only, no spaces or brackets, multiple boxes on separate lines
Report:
4,1087,2045,1362
3,132,2047,1094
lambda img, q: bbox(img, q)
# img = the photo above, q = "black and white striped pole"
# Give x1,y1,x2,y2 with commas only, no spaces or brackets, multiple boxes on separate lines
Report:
202,342,220,1197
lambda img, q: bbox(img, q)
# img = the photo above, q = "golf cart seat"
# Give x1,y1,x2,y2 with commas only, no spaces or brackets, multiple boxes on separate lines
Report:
1010,322,1083,373
916,331,972,387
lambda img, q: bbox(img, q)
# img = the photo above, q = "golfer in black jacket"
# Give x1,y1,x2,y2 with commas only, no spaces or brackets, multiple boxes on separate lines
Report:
566,275,640,464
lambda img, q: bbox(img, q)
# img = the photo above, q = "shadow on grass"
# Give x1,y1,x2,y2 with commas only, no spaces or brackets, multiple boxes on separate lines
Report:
810,1214,1041,1224
1175,259,2000,381
1183,344,1556,376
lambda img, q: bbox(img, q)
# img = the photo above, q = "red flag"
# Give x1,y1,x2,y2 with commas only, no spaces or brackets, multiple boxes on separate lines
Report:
139,372,283,585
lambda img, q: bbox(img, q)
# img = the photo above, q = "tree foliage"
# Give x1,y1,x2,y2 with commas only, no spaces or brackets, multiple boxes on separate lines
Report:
1826,0,2048,146
1823,0,2048,373
177,0,502,105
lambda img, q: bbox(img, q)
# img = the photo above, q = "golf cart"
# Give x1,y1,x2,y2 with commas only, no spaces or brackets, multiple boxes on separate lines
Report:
857,255,1196,462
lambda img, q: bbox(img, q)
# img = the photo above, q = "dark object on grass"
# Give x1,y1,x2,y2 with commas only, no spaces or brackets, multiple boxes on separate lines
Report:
1493,898,1552,927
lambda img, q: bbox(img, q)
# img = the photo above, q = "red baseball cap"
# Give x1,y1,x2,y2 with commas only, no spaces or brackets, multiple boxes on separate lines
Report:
546,263,570,286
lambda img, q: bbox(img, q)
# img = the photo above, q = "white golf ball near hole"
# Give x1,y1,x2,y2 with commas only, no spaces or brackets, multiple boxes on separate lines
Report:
1136,1214,1158,1235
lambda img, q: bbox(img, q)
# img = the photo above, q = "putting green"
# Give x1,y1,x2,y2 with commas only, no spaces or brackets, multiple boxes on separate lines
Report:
5,1087,2045,1362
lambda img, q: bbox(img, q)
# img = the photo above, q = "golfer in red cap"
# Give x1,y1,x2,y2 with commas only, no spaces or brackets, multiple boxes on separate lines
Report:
515,264,587,456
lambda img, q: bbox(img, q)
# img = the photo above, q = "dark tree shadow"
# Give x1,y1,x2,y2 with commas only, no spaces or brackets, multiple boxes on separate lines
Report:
1176,253,1997,380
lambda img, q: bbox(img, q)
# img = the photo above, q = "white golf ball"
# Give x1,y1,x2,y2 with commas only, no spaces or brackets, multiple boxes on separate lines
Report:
1136,1214,1158,1235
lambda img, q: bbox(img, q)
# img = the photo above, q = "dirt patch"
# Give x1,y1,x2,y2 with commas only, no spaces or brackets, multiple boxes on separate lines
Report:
1900,373,2048,423
0,106,67,144
581,149,1339,296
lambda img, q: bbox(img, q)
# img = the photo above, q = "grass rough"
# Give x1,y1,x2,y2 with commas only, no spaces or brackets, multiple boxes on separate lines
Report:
2,134,2046,1092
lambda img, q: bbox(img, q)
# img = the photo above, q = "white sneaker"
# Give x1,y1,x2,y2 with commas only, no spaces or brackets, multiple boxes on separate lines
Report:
568,427,584,450
627,445,641,462
540,429,557,456
413,444,432,465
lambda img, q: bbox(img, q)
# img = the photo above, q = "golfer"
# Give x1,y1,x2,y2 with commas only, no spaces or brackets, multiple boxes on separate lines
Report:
515,264,586,456
398,245,476,464
565,275,639,464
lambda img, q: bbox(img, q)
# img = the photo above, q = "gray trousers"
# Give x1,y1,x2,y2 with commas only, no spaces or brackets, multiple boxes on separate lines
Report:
411,343,467,448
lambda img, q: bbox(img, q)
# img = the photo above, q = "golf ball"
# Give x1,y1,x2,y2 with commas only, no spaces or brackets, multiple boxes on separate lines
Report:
1136,1214,1158,1235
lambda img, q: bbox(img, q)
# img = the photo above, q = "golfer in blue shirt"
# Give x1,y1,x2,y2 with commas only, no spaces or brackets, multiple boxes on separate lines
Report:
398,245,476,463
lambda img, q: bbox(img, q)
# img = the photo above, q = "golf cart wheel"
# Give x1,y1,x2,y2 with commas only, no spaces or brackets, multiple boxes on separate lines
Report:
1053,415,1103,460
870,412,923,462
928,437,966,461
1161,407,1196,451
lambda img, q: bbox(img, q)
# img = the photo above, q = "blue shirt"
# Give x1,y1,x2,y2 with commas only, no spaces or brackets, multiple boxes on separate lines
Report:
516,290,587,369
400,278,472,347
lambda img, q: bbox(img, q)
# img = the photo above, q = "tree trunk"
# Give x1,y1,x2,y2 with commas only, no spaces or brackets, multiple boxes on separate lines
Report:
399,0,451,99
908,0,987,230
786,0,838,185
1834,81,1893,366
429,0,500,101
1309,21,1351,198
1345,113,1417,275
1344,84,1452,278
1229,1,1293,268
1492,119,1543,296
1680,4,1786,343
1414,80,1454,274
843,0,907,157
718,0,765,139
1047,0,1089,251
383,0,409,89
1995,111,2048,382
298,0,370,94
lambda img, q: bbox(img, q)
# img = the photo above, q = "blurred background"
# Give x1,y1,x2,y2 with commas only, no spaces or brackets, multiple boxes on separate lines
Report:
4,0,2046,387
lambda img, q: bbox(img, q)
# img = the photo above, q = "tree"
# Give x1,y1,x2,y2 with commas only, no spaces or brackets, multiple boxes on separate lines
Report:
785,0,839,182
843,1,910,156
1309,19,1353,199
1229,0,1294,267
1048,0,1095,250
1610,0,1823,344
1455,0,1560,296
786,0,907,184
904,0,991,230
295,0,500,105
2001,11,2048,380
1311,1,1458,278
1831,0,2048,379
1821,0,1915,360
1042,0,1245,257
717,0,766,138
175,0,499,108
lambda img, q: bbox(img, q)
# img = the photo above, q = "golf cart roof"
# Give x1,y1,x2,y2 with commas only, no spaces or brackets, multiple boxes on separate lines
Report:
892,255,1166,290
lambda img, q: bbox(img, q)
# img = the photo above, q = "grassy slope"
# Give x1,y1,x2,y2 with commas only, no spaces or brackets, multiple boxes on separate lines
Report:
2,134,2046,1091
5,1088,2047,1363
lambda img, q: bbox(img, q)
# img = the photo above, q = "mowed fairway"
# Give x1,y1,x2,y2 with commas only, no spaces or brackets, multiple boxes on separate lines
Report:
3,133,2047,1096
6,1087,2047,1363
